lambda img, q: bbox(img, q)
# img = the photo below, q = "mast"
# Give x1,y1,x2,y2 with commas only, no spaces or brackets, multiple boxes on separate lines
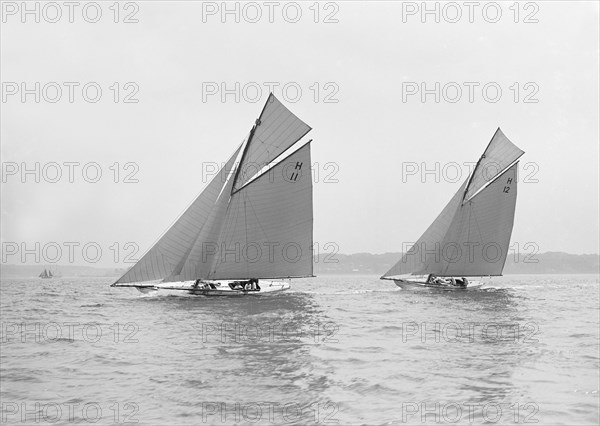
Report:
230,92,273,193
462,128,499,204
231,119,260,194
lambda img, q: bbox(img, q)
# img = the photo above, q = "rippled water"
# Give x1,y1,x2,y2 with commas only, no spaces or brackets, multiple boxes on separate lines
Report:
1,274,598,425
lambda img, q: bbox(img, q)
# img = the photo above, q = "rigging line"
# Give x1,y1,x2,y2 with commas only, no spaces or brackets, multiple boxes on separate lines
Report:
172,212,214,277
217,191,237,251
470,201,485,256
187,210,220,278
438,200,463,276
221,198,236,250
199,168,237,261
233,124,259,192
260,123,311,161
248,110,311,169
217,142,245,200
255,102,287,138
218,196,236,254
232,94,278,189
463,127,500,198
456,205,468,271
164,252,179,280
150,250,159,280
244,194,249,277
228,195,242,248
210,195,236,276
467,203,474,272
211,194,241,275
252,117,301,160
443,203,467,276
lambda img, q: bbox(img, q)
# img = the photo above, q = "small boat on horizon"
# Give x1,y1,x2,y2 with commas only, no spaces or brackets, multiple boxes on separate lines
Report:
381,128,524,291
111,93,314,296
39,268,54,279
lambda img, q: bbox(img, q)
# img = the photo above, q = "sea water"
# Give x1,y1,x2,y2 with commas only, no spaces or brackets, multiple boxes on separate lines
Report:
1,274,598,425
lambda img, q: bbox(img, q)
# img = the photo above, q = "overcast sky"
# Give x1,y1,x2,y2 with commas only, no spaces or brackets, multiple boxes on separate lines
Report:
1,1,598,267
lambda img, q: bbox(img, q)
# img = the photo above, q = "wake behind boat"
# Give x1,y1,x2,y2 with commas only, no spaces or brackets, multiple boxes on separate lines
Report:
111,94,315,296
381,128,524,291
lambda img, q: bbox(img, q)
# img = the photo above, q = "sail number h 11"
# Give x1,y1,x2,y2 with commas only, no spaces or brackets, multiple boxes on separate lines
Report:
202,161,339,184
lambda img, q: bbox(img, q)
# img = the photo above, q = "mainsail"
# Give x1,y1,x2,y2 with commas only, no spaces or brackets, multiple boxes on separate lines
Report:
382,129,523,279
209,142,313,280
113,94,313,286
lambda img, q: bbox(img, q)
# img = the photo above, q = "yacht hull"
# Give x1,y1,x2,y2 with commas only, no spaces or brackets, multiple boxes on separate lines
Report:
188,281,290,296
393,279,484,291
134,280,291,296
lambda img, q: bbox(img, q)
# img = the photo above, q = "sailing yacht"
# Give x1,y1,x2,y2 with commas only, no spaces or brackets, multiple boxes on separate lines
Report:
381,128,524,290
111,93,314,296
39,269,53,279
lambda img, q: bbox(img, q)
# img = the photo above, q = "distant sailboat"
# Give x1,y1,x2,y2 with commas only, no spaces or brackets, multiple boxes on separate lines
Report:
381,128,524,290
39,268,53,279
111,93,314,296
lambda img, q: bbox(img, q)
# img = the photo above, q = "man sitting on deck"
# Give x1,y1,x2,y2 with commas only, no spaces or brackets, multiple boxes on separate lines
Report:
452,277,468,288
244,278,260,291
427,274,447,286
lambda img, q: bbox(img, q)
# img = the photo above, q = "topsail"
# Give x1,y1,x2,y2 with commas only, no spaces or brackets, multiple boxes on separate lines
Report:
232,93,311,192
382,128,524,279
463,128,524,201
113,94,313,286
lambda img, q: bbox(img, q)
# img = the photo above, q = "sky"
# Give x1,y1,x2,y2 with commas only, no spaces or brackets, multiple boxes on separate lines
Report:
1,1,599,267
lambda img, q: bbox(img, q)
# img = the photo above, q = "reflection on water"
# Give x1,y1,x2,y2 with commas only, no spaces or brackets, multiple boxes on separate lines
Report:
0,274,598,425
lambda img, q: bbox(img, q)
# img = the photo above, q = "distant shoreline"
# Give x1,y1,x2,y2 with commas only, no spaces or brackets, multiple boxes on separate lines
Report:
1,252,598,278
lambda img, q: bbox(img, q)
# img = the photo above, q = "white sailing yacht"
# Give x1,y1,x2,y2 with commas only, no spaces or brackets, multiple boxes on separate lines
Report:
381,128,524,290
111,94,314,296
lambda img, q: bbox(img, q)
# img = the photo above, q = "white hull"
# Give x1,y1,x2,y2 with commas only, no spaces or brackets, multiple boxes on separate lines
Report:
393,279,484,291
135,280,290,296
